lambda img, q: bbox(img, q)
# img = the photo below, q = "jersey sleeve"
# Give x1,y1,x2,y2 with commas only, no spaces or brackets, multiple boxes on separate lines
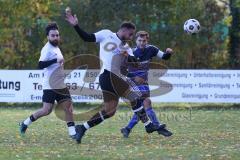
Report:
150,45,160,57
73,25,96,42
38,59,57,69
39,49,48,61
94,29,111,43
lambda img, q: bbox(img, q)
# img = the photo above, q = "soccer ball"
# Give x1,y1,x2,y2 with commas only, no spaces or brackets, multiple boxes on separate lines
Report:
183,19,201,35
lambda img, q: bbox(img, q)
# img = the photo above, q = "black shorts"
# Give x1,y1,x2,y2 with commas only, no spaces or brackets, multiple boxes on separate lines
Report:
99,70,131,102
42,88,72,104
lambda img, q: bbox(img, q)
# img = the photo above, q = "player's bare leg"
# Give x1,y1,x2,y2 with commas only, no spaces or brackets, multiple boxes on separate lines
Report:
57,100,76,138
75,94,119,143
19,103,53,135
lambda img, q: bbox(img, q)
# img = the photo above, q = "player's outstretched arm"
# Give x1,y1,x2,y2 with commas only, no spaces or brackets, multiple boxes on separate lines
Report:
65,7,96,42
156,48,173,60
162,48,173,60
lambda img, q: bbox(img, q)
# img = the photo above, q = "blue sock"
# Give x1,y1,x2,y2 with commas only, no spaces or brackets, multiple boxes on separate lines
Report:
126,113,139,130
146,107,160,126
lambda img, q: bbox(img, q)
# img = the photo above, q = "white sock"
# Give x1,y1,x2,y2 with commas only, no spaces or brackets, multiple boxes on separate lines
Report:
144,120,151,126
23,117,32,126
68,126,76,136
83,122,90,130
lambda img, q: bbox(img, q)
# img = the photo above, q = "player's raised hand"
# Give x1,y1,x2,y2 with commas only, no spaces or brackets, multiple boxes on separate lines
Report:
65,7,78,26
165,48,173,54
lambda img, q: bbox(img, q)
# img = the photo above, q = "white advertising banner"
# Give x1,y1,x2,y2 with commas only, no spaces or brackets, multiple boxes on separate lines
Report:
0,70,239,103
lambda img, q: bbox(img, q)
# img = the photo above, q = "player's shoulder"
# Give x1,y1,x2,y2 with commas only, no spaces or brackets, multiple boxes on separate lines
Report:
146,44,160,57
95,29,114,43
146,44,159,50
98,29,113,35
41,42,52,54
41,43,48,52
95,29,114,39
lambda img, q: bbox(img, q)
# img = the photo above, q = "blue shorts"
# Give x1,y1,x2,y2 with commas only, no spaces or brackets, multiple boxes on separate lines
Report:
137,84,150,97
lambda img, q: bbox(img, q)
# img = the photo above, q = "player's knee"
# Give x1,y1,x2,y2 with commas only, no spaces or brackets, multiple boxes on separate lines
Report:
103,100,118,118
107,110,116,117
105,108,116,118
63,107,72,114
64,102,73,113
143,98,151,109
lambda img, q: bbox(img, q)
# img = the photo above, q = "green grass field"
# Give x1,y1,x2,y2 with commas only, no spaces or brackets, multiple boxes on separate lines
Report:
0,107,239,160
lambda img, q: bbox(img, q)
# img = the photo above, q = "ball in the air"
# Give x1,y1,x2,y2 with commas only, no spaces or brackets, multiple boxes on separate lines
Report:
183,19,201,35
65,7,72,16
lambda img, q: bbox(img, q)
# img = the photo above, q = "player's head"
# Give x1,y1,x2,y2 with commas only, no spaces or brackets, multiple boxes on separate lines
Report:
45,22,60,46
135,31,149,49
118,21,136,41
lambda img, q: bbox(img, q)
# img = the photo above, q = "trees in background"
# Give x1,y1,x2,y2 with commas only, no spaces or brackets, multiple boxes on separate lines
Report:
0,0,235,69
229,0,240,68
0,0,65,69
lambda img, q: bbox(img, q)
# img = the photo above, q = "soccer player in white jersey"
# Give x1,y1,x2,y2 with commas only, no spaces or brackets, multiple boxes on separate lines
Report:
19,22,77,139
65,10,165,144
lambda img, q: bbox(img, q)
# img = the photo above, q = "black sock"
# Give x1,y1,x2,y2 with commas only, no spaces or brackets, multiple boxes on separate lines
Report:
131,99,143,110
87,110,109,128
135,108,149,123
30,115,36,122
131,99,149,123
67,121,75,127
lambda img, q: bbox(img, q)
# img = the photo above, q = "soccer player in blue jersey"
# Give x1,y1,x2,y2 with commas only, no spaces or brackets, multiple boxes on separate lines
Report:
121,31,173,138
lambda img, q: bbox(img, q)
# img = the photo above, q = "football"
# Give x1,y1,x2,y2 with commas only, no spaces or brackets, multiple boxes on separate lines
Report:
65,6,72,16
183,19,201,35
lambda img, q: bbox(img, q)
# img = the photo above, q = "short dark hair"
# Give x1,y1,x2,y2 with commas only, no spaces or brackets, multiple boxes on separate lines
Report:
120,21,136,30
135,30,149,39
45,22,59,35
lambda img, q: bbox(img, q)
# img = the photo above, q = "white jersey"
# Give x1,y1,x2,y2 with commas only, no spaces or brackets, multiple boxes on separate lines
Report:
39,42,65,90
94,30,133,75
